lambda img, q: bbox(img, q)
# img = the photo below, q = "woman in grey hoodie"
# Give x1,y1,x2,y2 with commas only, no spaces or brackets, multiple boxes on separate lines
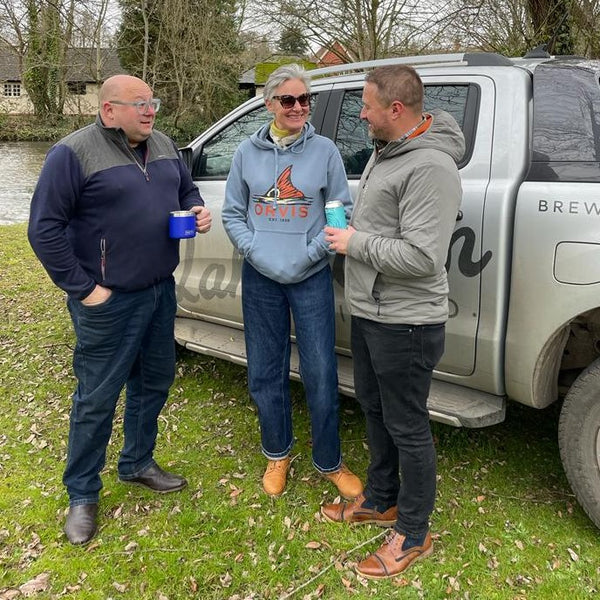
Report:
222,64,362,499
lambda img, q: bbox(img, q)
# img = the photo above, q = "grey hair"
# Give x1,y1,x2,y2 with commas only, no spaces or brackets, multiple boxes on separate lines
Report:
263,63,311,101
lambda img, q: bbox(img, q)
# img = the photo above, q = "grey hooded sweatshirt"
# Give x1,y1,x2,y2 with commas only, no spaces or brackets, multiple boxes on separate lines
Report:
345,109,465,324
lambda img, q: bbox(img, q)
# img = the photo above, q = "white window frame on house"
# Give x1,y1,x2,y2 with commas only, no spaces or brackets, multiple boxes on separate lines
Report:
3,83,21,97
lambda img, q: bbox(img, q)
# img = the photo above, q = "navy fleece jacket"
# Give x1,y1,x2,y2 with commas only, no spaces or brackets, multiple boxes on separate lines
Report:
28,115,203,299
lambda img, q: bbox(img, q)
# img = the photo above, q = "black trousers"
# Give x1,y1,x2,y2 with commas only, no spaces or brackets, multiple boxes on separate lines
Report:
351,316,445,536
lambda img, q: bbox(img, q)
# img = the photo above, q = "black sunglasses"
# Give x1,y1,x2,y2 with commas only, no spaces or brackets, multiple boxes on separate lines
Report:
272,93,311,108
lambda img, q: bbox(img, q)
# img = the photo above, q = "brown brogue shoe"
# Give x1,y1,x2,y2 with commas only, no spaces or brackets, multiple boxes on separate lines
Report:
321,493,397,526
323,464,363,499
356,530,433,579
262,457,290,496
64,503,98,545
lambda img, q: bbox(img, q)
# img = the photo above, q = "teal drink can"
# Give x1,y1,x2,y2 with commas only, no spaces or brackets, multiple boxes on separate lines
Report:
325,200,347,229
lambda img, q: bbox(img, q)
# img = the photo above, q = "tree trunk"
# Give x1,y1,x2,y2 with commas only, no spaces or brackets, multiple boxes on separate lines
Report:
527,0,575,54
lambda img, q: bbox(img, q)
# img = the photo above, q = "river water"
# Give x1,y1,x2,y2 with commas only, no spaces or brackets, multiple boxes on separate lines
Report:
0,141,51,225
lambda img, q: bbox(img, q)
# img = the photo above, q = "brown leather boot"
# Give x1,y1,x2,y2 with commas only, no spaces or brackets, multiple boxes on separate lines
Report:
262,457,290,496
356,530,433,579
321,493,397,526
322,464,363,499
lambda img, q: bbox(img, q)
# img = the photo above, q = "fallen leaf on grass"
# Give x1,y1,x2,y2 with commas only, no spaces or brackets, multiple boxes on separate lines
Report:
19,573,50,596
85,541,101,552
305,541,321,549
567,547,579,562
112,582,127,593
341,577,353,588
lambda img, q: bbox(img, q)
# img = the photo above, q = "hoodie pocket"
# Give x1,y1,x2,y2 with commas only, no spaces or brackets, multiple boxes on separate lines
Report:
247,230,312,284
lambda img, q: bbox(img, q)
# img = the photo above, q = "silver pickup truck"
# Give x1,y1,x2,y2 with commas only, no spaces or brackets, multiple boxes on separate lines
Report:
175,52,600,529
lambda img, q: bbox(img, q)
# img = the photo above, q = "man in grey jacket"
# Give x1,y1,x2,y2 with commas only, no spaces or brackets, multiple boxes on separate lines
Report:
321,65,465,579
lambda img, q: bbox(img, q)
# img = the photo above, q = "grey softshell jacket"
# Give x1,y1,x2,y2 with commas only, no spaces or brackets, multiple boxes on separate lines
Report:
345,109,465,324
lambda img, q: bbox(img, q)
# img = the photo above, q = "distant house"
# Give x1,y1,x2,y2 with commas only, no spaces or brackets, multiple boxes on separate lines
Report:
0,46,126,115
239,55,318,98
239,43,354,98
313,41,354,67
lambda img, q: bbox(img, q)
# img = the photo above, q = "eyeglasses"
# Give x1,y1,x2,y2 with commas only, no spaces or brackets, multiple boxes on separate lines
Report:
108,98,161,114
272,94,311,109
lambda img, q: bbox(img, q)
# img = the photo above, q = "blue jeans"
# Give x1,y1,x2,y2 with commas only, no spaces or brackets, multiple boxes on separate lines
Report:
242,261,341,472
351,316,445,537
64,278,177,505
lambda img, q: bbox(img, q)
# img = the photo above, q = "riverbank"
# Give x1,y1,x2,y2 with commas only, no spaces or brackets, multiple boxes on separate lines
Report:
0,115,88,143
0,114,205,145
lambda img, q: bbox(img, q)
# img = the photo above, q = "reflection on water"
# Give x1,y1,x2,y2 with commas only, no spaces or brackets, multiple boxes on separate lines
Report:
0,141,51,225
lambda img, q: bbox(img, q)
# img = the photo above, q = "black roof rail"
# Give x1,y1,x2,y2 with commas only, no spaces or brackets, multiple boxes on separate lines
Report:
463,52,514,66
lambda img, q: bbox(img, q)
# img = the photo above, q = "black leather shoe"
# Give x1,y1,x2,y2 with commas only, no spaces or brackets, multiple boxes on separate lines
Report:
64,503,98,545
120,463,187,493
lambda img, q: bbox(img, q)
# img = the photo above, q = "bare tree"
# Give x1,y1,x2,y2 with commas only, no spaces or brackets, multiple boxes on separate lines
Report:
0,0,113,116
527,0,575,54
440,0,533,55
439,0,600,57
571,0,600,57
117,0,242,127
245,0,449,61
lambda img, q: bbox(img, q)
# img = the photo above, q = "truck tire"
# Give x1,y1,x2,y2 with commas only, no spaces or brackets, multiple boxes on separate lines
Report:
558,357,600,529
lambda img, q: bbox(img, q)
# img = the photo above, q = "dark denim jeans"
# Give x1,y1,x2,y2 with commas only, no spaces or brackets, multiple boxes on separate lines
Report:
351,316,445,537
242,261,341,473
64,278,177,505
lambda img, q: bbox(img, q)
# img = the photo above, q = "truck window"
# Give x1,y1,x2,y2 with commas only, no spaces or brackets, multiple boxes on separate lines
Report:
192,93,321,179
336,85,471,177
528,64,600,182
192,105,271,178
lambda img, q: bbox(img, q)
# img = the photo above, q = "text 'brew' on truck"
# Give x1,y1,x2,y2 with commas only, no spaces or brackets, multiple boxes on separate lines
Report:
175,50,600,530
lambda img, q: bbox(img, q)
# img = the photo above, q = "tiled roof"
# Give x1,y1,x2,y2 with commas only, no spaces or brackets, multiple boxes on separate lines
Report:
0,46,125,82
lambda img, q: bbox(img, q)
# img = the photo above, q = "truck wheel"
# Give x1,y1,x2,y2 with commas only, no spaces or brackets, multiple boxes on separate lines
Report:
558,357,600,529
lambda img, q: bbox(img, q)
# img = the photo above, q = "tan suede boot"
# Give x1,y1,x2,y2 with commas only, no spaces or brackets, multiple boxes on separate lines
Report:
262,457,291,496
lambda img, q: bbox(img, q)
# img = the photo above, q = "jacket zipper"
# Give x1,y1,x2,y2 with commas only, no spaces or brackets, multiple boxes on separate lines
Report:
375,295,381,316
100,238,106,281
126,144,150,181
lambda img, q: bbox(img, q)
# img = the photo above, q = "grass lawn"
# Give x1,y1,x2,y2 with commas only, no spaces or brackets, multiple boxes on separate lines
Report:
1,223,598,599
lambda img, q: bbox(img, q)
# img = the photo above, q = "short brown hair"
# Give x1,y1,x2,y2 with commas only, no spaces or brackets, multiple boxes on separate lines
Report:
365,65,424,112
